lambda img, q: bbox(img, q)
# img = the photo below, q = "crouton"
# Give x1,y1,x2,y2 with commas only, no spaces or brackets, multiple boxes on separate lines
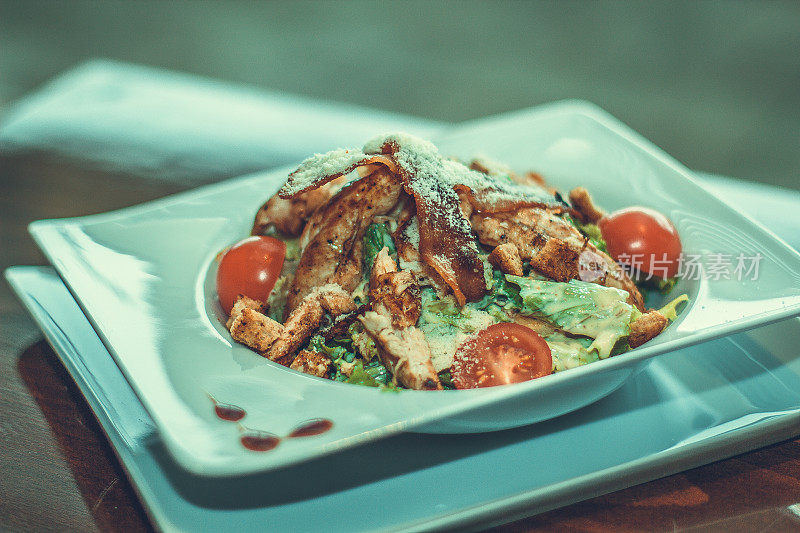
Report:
569,187,605,224
289,350,332,378
628,310,668,348
315,284,357,315
225,295,267,330
488,242,524,276
229,307,283,353
529,238,580,282
267,296,324,361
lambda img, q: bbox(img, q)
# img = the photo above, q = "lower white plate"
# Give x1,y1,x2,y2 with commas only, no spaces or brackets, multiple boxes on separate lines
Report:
7,265,800,532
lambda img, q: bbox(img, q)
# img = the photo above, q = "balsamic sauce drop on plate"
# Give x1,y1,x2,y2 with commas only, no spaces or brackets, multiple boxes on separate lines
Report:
240,432,281,452
209,396,333,452
210,397,247,422
288,418,334,438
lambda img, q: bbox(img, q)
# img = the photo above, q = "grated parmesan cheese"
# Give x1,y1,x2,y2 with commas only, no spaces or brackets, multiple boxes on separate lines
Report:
280,148,367,196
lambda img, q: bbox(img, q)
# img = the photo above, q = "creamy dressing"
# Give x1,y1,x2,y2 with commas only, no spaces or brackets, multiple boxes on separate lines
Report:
510,277,635,359
418,293,496,372
544,331,599,371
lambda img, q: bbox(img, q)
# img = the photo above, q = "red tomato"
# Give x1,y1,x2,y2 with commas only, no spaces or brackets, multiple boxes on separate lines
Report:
216,236,286,315
451,323,553,389
598,207,682,278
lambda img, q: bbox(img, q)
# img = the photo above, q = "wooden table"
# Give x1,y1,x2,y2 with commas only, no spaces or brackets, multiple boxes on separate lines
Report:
3,152,800,532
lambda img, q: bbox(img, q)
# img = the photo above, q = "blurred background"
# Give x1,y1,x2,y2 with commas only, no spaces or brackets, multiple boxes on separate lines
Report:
0,0,798,188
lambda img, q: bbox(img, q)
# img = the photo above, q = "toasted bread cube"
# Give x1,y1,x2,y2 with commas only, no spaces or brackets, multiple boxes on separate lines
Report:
226,295,267,329
289,350,332,378
267,296,324,361
316,285,357,315
629,310,668,348
229,307,283,353
488,242,524,277
529,238,579,282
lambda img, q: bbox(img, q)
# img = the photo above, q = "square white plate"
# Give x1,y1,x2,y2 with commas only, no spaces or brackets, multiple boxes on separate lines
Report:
30,101,800,476
8,265,800,532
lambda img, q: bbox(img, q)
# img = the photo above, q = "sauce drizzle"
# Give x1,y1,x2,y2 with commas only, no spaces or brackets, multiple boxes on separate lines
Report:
209,394,333,452
288,418,334,438
209,395,247,422
240,432,281,452
214,403,246,422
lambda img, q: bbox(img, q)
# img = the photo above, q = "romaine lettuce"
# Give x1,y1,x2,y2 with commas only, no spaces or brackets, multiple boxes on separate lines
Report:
343,359,397,389
363,222,396,275
658,293,689,321
506,275,636,358
562,213,608,253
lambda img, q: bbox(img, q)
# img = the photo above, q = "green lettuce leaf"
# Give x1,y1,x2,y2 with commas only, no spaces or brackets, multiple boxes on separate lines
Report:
343,359,398,390
562,214,608,253
506,275,636,358
658,293,689,321
363,222,396,275
472,269,522,320
308,334,354,363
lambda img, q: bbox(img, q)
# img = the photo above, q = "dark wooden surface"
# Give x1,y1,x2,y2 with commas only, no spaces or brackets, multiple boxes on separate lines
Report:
2,152,800,532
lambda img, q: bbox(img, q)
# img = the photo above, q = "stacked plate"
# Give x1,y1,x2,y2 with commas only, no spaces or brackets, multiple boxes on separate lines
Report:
8,102,800,531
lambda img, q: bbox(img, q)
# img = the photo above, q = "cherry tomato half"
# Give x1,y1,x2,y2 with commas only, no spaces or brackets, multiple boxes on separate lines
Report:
598,207,682,278
216,236,286,315
451,323,553,389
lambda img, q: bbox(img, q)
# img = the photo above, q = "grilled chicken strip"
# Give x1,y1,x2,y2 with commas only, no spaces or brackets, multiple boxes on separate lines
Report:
251,175,349,237
471,207,645,310
285,167,402,317
359,248,442,390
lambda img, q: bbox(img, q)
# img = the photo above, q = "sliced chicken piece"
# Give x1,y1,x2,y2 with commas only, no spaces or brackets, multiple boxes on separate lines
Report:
471,207,645,310
368,262,421,329
252,175,348,237
360,312,442,390
370,246,401,283
359,248,442,390
285,167,402,316
569,187,605,224
297,202,326,251
316,284,357,315
472,207,583,257
392,198,448,294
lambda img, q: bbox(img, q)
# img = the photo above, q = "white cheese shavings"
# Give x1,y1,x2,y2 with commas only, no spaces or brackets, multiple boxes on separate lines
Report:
364,132,556,212
281,148,367,196
422,310,496,372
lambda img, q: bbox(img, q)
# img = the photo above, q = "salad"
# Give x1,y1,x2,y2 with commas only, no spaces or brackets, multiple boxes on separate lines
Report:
217,133,687,390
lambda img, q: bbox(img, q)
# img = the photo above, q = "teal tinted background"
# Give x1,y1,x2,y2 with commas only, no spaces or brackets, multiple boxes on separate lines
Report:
1,0,797,189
